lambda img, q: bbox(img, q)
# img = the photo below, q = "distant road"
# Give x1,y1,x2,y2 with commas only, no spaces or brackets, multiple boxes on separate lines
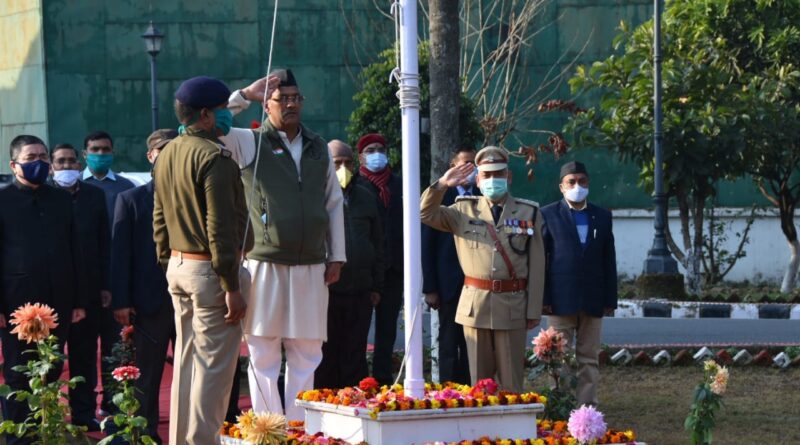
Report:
375,313,800,349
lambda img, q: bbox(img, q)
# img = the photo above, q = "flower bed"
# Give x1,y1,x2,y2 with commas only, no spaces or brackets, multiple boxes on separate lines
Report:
296,378,545,419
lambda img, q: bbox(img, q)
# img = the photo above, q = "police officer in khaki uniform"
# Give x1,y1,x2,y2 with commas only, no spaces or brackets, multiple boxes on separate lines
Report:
420,146,544,393
153,76,253,445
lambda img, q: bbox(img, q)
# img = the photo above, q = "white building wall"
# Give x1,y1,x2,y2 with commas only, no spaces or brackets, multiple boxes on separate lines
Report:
613,208,792,284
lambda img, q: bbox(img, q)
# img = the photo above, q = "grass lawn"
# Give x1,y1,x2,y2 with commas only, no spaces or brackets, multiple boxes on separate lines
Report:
530,366,800,444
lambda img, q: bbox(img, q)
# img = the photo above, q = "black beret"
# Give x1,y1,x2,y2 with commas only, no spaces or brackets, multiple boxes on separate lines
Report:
270,68,298,87
174,76,231,109
559,161,588,179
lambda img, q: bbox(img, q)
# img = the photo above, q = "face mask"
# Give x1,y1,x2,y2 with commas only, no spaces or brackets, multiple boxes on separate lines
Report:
213,108,234,136
564,184,589,203
479,177,508,201
53,169,82,188
17,159,51,185
364,152,388,172
86,153,114,175
337,167,353,189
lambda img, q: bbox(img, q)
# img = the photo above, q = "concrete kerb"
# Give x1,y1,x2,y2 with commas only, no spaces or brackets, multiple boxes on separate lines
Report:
614,299,798,320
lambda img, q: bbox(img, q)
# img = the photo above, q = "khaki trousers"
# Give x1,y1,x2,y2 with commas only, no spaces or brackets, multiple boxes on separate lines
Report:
547,312,603,406
167,257,250,445
462,326,527,393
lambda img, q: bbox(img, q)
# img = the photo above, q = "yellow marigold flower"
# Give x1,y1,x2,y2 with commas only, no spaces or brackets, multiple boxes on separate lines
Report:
391,384,403,392
414,400,426,410
488,396,500,406
506,395,518,404
386,401,398,411
476,399,484,407
539,395,548,405
533,439,545,445
499,440,512,445
625,430,635,440
431,399,442,409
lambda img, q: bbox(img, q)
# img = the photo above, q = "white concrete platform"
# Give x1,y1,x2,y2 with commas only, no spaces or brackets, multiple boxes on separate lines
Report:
298,400,544,445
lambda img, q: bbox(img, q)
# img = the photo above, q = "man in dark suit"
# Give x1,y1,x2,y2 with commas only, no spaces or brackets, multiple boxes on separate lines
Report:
111,129,177,444
355,133,404,385
421,147,479,384
0,135,87,445
50,143,110,431
540,161,617,407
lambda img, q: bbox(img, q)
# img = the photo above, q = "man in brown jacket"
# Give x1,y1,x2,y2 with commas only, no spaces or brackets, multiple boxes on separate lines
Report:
153,76,252,445
420,146,545,393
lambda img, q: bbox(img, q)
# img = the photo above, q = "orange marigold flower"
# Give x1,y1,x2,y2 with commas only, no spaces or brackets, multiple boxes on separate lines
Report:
9,302,59,343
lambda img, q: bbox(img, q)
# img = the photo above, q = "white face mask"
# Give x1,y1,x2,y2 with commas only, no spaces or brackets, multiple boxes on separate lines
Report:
53,169,82,188
564,184,589,203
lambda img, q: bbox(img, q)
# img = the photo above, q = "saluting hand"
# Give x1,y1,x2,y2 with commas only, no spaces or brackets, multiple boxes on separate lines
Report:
438,163,475,189
242,75,281,104
72,309,86,324
225,290,247,324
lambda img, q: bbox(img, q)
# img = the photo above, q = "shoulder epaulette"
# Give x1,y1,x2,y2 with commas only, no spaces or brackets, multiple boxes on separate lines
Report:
514,197,539,208
455,195,481,203
218,146,232,159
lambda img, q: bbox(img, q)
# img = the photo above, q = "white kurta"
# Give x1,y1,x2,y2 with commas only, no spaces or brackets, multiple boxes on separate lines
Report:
221,91,346,340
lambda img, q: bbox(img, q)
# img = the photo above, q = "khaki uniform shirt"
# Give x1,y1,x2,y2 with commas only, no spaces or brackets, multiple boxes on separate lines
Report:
420,183,545,330
153,128,253,292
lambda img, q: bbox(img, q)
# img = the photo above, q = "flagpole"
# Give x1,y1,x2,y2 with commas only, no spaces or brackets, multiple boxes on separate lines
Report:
398,0,424,399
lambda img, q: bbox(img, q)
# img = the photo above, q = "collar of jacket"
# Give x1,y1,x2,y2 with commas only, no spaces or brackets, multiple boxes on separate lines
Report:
180,126,222,144
12,178,45,193
260,119,319,148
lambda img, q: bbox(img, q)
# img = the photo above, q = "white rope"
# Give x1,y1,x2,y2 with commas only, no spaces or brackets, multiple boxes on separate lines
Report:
241,0,280,413
389,0,421,110
392,298,424,387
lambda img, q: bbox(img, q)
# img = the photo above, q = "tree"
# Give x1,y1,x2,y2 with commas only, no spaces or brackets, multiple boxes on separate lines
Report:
565,0,750,294
706,0,800,293
347,42,483,185
429,0,462,179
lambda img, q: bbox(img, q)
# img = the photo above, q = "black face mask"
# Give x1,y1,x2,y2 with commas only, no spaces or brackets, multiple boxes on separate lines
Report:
18,159,51,185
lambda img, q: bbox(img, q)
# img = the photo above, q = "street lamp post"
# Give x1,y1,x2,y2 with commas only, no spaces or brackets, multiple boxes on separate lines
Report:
141,21,164,133
643,0,678,275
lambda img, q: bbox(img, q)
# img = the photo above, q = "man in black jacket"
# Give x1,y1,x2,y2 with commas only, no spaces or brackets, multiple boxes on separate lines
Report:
355,133,403,385
0,135,86,445
50,143,110,431
541,161,617,407
421,147,479,384
111,129,177,444
315,140,384,389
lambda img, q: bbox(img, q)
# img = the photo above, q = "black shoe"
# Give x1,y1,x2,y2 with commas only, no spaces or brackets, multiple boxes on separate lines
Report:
73,418,102,432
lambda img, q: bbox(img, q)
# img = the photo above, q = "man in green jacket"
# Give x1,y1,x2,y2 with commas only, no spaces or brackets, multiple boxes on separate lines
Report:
314,140,384,389
153,76,253,445
221,69,346,420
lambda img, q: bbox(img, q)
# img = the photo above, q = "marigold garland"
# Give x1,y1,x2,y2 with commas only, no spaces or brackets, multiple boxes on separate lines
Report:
296,378,546,418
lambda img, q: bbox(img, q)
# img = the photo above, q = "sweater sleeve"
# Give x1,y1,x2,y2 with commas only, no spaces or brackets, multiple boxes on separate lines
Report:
204,156,242,292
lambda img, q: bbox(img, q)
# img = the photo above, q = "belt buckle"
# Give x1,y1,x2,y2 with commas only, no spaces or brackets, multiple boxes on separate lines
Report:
491,280,502,292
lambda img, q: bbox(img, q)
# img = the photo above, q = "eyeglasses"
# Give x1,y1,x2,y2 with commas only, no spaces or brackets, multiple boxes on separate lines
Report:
52,158,79,166
270,95,305,105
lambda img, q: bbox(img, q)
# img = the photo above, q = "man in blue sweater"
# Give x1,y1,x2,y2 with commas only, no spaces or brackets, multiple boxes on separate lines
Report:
81,130,135,415
540,161,617,407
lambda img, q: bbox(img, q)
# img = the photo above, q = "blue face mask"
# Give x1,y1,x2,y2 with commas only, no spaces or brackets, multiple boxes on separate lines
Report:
479,177,508,201
86,153,114,175
18,159,51,185
364,152,388,172
213,108,233,136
